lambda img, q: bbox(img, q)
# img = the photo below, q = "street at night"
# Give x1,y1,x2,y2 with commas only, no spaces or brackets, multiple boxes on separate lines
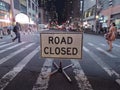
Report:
1,0,120,90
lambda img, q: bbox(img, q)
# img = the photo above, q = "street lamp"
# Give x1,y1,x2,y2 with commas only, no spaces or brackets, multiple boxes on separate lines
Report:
96,15,99,19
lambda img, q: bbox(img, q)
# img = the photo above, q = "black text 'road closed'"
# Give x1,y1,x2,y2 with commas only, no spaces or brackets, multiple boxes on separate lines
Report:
40,33,83,59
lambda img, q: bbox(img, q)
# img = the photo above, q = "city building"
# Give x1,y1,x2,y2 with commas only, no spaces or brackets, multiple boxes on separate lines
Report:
38,0,81,24
64,0,73,21
0,0,11,27
38,0,53,24
83,0,96,27
0,0,38,28
101,0,120,27
83,0,120,31
27,0,38,24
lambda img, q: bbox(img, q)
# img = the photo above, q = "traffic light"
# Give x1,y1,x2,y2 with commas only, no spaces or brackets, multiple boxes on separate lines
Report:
109,0,113,7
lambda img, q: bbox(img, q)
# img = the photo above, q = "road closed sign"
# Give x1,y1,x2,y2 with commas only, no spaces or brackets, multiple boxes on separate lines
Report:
40,32,83,59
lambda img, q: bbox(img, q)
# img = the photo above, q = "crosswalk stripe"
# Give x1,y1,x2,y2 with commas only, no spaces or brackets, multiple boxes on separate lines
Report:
0,47,39,90
0,43,35,65
0,42,15,49
0,42,6,45
0,42,25,53
88,42,117,58
83,46,120,86
71,59,93,90
101,43,120,48
96,47,117,58
100,43,106,46
113,43,120,48
32,58,53,90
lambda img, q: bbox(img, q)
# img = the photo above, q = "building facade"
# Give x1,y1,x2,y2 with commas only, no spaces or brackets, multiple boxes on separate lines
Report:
0,0,11,27
101,0,120,28
38,0,53,24
0,0,38,28
83,0,96,27
84,0,120,30
27,0,38,23
38,0,81,24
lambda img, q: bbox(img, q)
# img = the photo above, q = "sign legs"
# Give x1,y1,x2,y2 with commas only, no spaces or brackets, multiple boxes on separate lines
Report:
50,60,73,82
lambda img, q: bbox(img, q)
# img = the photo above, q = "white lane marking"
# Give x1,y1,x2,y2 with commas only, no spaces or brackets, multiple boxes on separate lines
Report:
88,43,94,46
0,42,6,45
88,42,117,58
71,60,93,90
32,58,53,90
96,47,117,58
0,47,39,90
0,42,14,49
100,43,106,46
113,43,120,48
100,43,120,48
83,46,120,86
0,42,25,53
0,43,35,65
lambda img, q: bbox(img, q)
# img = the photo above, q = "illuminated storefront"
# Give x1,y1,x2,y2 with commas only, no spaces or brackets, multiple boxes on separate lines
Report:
0,1,10,27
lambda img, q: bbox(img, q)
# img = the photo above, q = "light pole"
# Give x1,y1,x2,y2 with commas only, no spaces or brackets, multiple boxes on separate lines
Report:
80,0,84,31
10,0,15,25
94,0,98,33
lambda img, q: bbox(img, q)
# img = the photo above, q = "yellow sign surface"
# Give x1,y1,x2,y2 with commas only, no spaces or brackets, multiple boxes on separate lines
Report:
40,33,83,59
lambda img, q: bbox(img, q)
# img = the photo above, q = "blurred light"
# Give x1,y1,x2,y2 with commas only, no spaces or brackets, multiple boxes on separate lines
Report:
15,13,29,24
96,15,99,19
29,18,35,24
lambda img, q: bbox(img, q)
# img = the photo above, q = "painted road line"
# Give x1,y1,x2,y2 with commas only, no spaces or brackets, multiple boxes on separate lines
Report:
0,42,14,49
0,42,6,45
100,43,106,47
0,47,39,90
100,42,120,49
83,46,120,86
32,58,53,90
71,60,93,90
88,42,117,58
0,43,35,65
0,42,25,53
113,43,120,48
88,43,94,46
96,47,117,58
100,43,120,48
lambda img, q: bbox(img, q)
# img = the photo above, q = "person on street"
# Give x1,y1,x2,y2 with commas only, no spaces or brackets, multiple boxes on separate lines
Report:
105,22,116,51
12,22,21,43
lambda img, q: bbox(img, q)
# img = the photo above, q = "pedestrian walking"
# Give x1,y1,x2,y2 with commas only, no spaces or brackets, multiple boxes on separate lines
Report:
105,22,116,51
7,25,13,37
12,22,21,43
0,27,3,39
